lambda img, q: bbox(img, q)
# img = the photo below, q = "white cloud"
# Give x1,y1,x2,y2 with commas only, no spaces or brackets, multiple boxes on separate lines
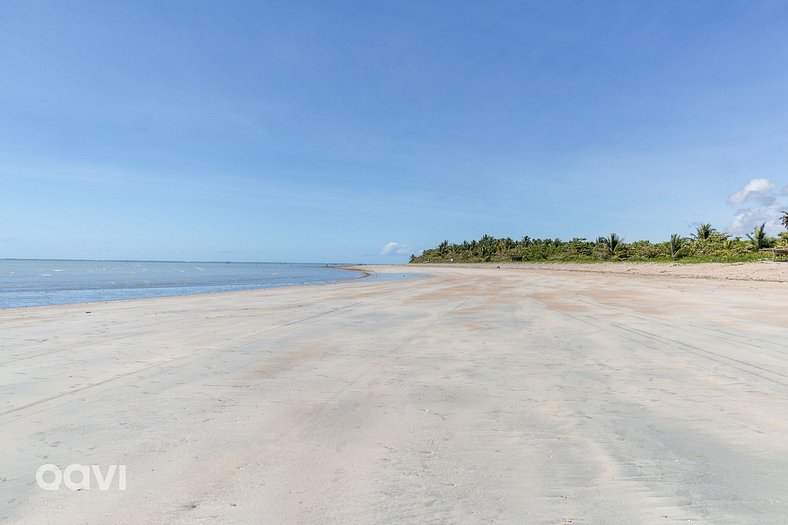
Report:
730,204,784,235
379,241,412,256
727,178,776,205
727,178,786,235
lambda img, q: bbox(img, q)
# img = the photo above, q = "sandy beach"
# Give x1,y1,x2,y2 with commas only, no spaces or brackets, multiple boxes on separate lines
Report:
2,262,788,524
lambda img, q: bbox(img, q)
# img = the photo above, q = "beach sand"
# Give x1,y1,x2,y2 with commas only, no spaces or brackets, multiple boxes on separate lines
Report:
2,262,787,523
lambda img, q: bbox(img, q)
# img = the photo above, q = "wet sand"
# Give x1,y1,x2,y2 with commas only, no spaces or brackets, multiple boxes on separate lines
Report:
2,263,787,523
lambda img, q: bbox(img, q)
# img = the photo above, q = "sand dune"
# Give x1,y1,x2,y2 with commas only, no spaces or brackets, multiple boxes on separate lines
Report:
2,263,787,524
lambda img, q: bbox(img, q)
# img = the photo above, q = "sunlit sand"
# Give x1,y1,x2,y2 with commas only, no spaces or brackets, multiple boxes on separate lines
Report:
2,263,787,523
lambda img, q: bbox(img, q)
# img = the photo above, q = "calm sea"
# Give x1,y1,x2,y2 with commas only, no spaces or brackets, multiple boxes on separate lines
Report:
0,260,367,308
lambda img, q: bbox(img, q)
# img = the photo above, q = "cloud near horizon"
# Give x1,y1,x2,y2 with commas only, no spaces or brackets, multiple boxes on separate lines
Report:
379,241,413,257
727,178,786,235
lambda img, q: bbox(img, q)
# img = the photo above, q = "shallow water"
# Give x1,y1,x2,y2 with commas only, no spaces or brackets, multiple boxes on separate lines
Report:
0,260,369,308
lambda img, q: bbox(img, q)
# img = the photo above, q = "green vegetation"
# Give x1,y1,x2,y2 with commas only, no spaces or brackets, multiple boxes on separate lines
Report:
410,222,788,264
692,223,715,241
669,234,688,259
746,223,770,250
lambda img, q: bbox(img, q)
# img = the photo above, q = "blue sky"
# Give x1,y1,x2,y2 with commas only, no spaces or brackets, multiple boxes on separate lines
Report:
2,1,788,263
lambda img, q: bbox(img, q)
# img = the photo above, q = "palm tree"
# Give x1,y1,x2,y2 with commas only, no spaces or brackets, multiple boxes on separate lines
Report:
669,234,687,258
599,233,623,256
781,211,788,230
692,223,715,240
747,223,770,250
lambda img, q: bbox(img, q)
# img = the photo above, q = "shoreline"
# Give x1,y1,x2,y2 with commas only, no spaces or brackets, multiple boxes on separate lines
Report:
0,264,373,311
4,259,784,313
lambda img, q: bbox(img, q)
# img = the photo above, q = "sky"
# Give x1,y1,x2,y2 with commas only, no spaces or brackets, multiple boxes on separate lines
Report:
1,1,788,263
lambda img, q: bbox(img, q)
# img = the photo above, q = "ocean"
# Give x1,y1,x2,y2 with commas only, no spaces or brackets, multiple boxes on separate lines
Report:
0,259,368,308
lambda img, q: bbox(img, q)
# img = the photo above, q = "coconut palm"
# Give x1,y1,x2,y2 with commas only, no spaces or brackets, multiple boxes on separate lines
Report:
781,211,788,230
692,223,715,240
599,233,623,256
746,223,770,249
669,234,687,258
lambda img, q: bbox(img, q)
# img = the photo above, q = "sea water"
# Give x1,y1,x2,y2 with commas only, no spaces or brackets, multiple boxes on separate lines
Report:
0,260,366,308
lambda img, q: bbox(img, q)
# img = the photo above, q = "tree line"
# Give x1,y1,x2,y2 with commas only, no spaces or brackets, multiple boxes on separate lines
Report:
410,213,788,264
